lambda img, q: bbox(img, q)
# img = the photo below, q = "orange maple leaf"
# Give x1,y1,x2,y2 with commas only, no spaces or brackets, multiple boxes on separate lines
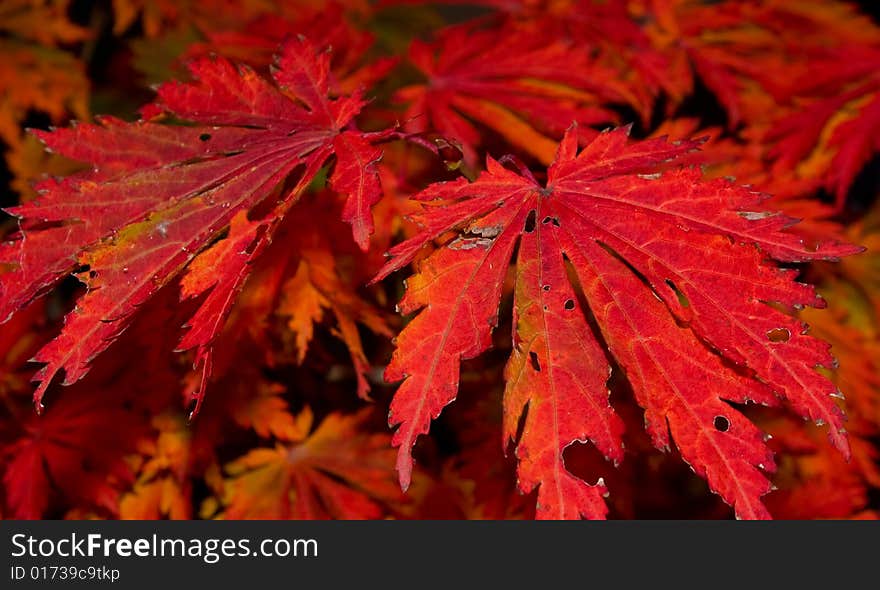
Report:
207,408,409,519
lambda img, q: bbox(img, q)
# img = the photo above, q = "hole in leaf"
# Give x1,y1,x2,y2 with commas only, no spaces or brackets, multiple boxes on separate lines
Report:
564,299,575,310
433,137,463,170
199,133,212,141
541,216,560,227
542,285,551,291
766,328,791,343
563,440,618,506
244,225,268,255
75,263,94,278
508,400,530,451
529,351,541,372
562,253,618,367
664,279,690,308
713,416,730,432
524,210,537,233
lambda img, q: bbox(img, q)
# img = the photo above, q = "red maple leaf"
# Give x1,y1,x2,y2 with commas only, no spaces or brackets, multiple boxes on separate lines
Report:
768,44,880,209
1,386,144,519
375,125,860,519
184,3,397,96
0,37,392,412
395,20,623,166
210,408,409,519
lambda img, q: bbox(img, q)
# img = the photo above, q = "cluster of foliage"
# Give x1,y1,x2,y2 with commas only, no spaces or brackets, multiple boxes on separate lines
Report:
1,0,879,520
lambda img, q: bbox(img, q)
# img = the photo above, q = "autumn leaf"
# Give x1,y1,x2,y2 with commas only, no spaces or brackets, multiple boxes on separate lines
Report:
441,388,535,519
0,0,90,46
130,4,394,94
1,0,879,523
801,281,880,431
760,272,880,521
648,118,848,245
634,0,795,127
184,4,397,95
1,386,144,519
472,0,676,120
4,134,84,201
112,0,372,38
395,20,623,166
802,199,880,430
165,191,393,404
768,43,880,209
0,1,90,196
0,40,89,161
0,36,393,412
763,416,880,520
763,204,880,519
0,300,45,397
206,408,408,519
230,379,310,442
121,361,313,520
376,125,860,519
119,413,196,520
278,198,393,399
112,0,274,38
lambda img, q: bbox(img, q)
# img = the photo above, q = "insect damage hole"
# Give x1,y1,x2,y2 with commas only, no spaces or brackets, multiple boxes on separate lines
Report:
199,133,212,141
664,278,690,308
766,327,791,342
713,416,730,432
524,210,537,233
529,351,541,372
563,299,575,310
